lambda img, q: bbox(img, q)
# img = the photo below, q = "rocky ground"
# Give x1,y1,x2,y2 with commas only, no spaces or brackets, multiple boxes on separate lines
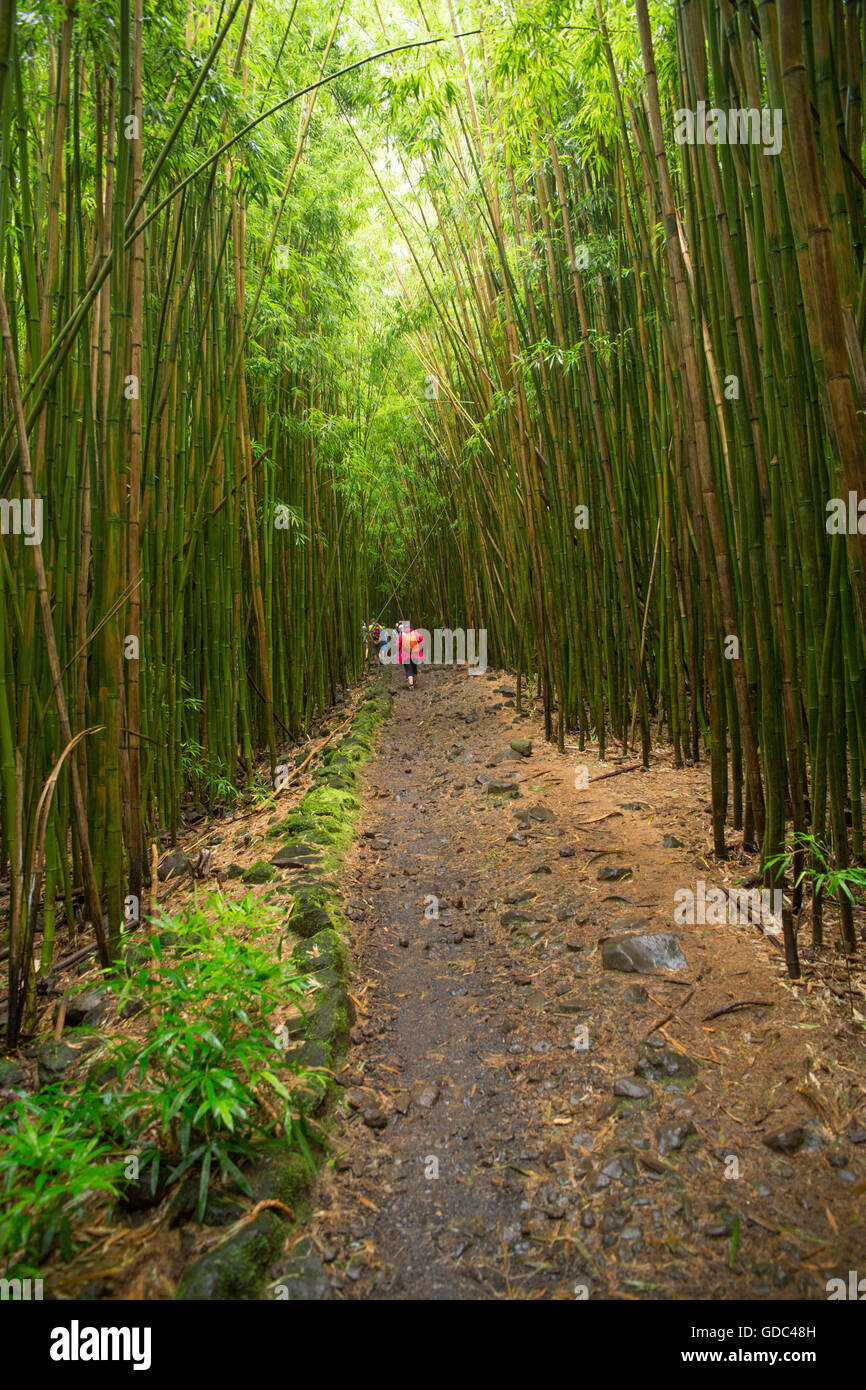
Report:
299,663,866,1300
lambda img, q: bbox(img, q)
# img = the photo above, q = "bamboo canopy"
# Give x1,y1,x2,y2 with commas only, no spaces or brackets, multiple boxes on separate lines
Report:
2,0,866,1042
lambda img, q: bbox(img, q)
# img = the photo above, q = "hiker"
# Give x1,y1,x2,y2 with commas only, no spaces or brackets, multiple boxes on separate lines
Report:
372,621,387,663
397,619,423,689
362,619,369,663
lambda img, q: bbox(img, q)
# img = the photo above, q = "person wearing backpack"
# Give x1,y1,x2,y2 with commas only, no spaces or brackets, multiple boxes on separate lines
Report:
369,620,384,667
397,620,423,689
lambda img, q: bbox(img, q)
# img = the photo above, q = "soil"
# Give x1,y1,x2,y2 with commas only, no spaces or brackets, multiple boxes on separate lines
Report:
303,663,866,1300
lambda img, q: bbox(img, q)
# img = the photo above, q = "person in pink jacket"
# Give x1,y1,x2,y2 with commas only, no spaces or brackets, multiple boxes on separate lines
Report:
397,620,423,689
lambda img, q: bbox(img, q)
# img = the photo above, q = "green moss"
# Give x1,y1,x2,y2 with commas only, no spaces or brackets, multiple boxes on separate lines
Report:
249,1151,314,1210
242,859,276,884
177,1210,285,1300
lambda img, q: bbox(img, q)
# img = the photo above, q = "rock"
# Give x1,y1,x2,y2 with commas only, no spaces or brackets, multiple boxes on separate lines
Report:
226,863,244,879
602,932,687,974
167,1177,245,1228
509,739,532,757
485,780,521,796
288,929,351,1100
597,866,633,882
119,997,145,1021
620,802,650,812
248,1153,313,1210
658,1121,697,1156
506,832,527,845
559,846,575,858
849,1129,866,1144
269,1240,333,1300
0,1059,25,1089
528,804,554,822
270,842,322,869
158,851,190,881
179,1211,286,1299
565,937,581,952
344,1088,369,1111
501,911,533,929
242,860,275,884
506,889,534,904
614,1078,651,1100
362,1108,388,1129
286,878,340,938
415,1082,440,1109
122,942,151,969
36,1039,81,1086
663,834,684,849
398,935,409,948
623,984,650,1003
59,990,107,1028
555,995,583,1013
763,1127,808,1156
154,928,181,948
635,1047,697,1082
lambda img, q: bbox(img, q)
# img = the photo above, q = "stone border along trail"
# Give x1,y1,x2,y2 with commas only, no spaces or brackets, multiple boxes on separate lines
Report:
297,663,865,1301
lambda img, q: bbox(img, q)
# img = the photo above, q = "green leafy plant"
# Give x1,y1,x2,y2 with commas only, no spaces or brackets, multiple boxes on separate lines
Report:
765,833,866,903
0,1090,126,1274
109,896,315,1219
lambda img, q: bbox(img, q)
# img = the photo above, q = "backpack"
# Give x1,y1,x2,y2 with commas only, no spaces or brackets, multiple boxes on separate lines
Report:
407,628,423,660
370,622,381,643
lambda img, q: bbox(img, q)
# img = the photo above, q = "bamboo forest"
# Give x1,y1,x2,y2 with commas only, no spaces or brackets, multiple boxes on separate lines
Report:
1,0,865,1337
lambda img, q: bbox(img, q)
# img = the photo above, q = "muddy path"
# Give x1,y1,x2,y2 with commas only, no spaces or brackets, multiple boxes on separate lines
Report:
304,665,866,1301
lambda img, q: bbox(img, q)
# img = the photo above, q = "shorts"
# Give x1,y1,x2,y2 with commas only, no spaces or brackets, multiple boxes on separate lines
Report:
404,660,418,677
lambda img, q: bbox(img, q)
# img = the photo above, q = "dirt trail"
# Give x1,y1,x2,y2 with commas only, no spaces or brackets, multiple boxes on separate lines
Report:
308,665,865,1301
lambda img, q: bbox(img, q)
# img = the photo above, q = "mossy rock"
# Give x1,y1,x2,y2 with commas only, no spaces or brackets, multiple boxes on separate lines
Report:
300,786,358,819
270,841,323,870
248,1151,315,1210
311,768,354,791
280,812,316,836
0,1059,25,1089
268,1239,332,1300
290,929,351,1108
36,1039,83,1087
242,859,276,884
178,1210,286,1299
286,881,343,938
